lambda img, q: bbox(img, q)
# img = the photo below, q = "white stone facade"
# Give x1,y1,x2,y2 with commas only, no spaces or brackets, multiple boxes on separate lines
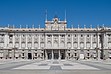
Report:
0,17,111,60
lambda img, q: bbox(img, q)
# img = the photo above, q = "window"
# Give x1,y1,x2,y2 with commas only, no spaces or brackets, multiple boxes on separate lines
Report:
75,53,77,56
61,35,65,37
35,53,37,56
81,35,83,37
87,53,89,56
87,35,89,37
22,53,24,56
68,53,70,56
93,35,96,37
75,35,76,37
68,35,70,37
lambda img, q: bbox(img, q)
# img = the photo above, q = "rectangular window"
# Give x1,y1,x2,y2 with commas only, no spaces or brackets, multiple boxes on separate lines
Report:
35,53,37,56
22,53,24,56
68,53,70,56
87,53,89,56
75,53,77,56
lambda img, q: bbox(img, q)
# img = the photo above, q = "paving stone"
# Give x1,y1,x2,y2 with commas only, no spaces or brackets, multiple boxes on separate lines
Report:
53,61,59,64
38,64,48,66
64,64,73,66
50,66,62,70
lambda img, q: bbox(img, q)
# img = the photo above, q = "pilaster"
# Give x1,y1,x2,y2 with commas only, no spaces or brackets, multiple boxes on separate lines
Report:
59,50,61,60
65,34,67,49
4,34,8,48
97,33,100,48
45,34,47,48
84,35,86,49
90,34,92,49
59,35,60,48
38,35,40,49
52,35,53,48
25,34,28,49
13,34,15,48
71,34,73,49
19,34,21,49
32,34,34,49
52,50,53,60
77,34,80,49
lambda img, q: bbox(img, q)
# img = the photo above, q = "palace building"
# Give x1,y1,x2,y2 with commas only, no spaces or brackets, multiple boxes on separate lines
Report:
0,16,111,60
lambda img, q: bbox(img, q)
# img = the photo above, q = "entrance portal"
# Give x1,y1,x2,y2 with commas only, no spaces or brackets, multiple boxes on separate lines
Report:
28,53,32,59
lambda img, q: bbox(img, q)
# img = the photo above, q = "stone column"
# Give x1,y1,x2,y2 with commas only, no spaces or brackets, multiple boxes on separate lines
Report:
26,34,28,49
103,33,108,59
38,35,40,49
59,35,60,48
4,34,8,48
84,35,86,49
52,49,53,60
106,34,108,49
32,34,34,49
52,35,53,48
71,34,73,49
13,34,15,48
45,50,47,60
4,34,9,59
19,34,21,49
90,34,92,49
77,34,80,49
59,50,61,60
97,33,100,48
13,34,15,59
65,34,67,49
104,34,108,49
45,34,47,48
97,33,100,60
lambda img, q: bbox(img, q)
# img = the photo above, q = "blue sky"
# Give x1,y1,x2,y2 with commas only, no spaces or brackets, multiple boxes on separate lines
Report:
0,0,111,28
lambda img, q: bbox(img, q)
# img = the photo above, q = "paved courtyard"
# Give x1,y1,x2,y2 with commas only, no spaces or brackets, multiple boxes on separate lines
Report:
0,59,111,74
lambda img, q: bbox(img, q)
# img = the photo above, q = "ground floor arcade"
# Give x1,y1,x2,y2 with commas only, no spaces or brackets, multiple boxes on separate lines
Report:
0,49,111,60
